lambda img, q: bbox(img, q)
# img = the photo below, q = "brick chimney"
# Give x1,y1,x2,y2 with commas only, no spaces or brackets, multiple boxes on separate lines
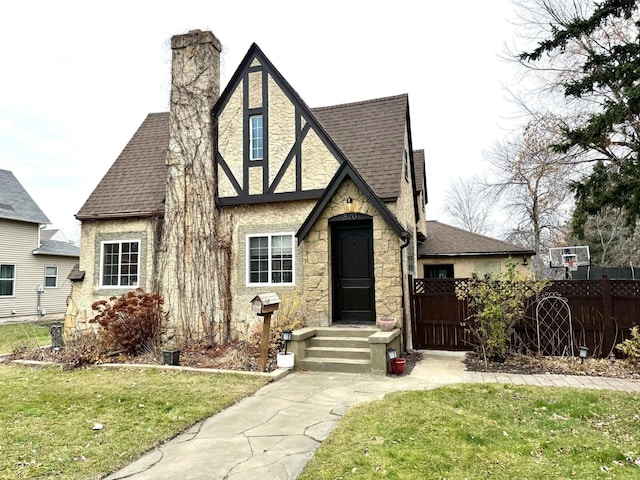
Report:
160,30,225,342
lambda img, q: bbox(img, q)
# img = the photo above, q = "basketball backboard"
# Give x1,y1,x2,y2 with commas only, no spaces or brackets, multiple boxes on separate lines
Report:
549,246,590,269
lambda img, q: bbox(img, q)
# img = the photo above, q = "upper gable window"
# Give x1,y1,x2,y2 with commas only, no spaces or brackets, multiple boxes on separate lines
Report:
249,115,264,160
100,240,139,287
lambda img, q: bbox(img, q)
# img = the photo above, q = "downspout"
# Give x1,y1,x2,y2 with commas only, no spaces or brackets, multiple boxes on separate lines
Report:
399,232,411,354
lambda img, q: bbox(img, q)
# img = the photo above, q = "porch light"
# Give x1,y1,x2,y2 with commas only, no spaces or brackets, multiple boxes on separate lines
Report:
522,256,528,266
579,346,588,363
345,196,354,213
282,329,293,354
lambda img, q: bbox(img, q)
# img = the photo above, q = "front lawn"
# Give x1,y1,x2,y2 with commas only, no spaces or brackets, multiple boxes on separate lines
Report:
0,322,51,354
0,364,268,479
299,383,640,479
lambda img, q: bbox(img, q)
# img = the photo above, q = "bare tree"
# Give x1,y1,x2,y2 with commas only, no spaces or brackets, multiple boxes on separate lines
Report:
509,0,640,233
484,116,575,273
443,176,493,235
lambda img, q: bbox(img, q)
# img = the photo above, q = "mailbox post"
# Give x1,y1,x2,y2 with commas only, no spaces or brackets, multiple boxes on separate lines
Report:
250,293,281,372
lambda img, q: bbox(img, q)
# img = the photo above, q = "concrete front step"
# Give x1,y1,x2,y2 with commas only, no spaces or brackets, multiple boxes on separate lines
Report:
299,357,371,374
310,336,369,349
305,345,370,360
313,326,377,338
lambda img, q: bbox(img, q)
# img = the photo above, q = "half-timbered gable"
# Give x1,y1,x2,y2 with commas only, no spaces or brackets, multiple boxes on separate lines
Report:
215,44,342,205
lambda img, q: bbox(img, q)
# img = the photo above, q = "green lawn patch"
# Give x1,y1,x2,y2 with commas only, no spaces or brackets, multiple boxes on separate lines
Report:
0,364,268,479
0,322,51,353
299,383,640,479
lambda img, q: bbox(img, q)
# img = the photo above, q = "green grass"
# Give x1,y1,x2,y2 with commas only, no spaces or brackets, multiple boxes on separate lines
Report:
0,322,51,353
0,364,268,479
298,383,640,480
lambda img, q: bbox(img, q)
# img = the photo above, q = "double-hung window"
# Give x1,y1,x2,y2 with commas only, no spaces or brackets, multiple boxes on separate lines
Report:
249,114,264,160
0,264,15,296
44,266,58,288
101,240,139,287
247,233,293,285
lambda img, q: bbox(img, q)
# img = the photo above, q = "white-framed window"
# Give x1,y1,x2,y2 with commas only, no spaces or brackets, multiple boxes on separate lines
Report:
44,265,58,288
247,233,294,285
0,264,15,296
100,240,140,287
249,114,264,160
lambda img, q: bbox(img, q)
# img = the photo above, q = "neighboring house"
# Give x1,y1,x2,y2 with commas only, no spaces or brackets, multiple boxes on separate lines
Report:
0,169,79,321
418,220,534,278
71,30,425,348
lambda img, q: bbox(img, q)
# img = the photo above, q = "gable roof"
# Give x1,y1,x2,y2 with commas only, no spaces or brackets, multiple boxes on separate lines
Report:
78,44,417,220
76,113,169,220
297,162,407,243
311,94,408,201
0,169,50,224
419,221,535,257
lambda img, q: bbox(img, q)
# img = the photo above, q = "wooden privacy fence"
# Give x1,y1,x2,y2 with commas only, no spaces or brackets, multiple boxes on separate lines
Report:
410,276,640,358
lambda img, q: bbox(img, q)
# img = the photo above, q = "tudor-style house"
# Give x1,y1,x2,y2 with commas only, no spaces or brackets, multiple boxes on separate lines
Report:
71,30,426,362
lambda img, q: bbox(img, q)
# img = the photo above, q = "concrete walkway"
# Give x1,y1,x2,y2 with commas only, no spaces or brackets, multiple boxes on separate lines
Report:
105,351,640,480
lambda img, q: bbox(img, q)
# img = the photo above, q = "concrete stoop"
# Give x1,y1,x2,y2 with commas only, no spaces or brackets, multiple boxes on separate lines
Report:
290,326,401,375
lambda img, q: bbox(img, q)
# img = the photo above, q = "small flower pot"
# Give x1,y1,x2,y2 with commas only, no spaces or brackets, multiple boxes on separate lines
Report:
162,349,180,366
378,317,396,331
276,352,295,369
390,358,406,375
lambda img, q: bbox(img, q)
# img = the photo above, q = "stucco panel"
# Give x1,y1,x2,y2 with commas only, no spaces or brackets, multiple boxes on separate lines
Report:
248,71,262,109
301,128,340,190
267,76,296,191
218,83,244,197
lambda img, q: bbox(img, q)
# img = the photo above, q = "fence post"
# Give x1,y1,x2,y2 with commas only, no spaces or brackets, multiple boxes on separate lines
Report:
601,276,615,356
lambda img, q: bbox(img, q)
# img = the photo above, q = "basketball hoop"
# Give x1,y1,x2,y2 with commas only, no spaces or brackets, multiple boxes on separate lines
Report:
567,259,578,272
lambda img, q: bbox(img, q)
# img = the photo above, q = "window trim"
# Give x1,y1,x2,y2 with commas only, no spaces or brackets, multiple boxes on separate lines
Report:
99,239,141,288
44,265,58,288
249,114,264,161
246,232,295,286
0,264,16,297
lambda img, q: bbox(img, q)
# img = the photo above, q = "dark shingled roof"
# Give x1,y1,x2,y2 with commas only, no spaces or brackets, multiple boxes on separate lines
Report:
33,239,80,257
311,94,408,201
76,113,169,219
0,169,50,224
77,95,411,219
419,221,535,257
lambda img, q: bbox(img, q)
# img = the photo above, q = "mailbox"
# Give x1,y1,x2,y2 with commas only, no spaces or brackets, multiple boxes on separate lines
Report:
250,293,281,315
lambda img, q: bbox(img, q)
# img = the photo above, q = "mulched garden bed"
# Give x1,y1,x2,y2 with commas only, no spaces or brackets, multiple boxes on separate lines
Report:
465,352,640,379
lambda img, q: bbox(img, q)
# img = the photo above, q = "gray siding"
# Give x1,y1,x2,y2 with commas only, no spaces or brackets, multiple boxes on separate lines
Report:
0,219,78,318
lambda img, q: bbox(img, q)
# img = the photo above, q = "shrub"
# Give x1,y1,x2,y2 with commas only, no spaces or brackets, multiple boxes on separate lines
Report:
616,326,640,367
455,259,547,367
91,289,166,356
250,289,306,358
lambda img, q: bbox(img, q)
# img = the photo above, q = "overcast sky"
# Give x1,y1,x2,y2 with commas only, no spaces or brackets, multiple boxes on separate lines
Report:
0,0,520,240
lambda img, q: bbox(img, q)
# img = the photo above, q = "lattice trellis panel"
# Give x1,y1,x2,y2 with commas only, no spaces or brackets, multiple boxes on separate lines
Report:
536,292,574,357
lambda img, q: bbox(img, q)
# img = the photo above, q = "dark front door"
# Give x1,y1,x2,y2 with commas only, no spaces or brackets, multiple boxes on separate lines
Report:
332,220,375,323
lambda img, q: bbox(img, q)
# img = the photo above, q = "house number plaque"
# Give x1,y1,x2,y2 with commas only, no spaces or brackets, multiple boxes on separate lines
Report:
343,213,359,220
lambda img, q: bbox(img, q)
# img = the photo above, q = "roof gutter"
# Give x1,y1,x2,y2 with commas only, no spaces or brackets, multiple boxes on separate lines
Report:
75,210,165,221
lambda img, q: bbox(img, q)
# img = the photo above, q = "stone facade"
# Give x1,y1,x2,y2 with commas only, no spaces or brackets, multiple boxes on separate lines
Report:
69,217,158,330
302,179,404,327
